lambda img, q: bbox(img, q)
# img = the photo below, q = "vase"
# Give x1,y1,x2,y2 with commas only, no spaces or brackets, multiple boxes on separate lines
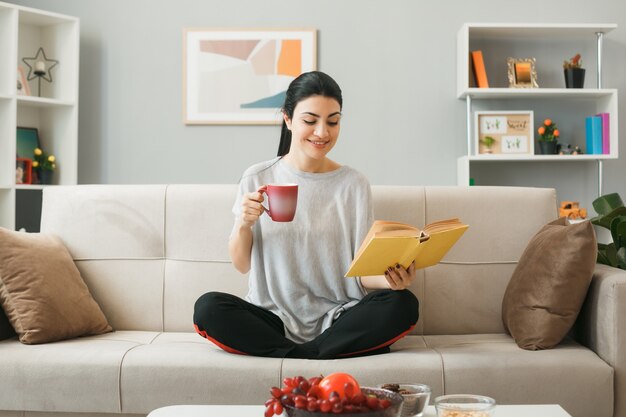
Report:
38,170,54,185
539,141,558,155
564,68,585,88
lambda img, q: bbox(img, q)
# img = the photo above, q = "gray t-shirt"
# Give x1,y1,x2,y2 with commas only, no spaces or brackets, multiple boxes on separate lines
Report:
232,157,374,343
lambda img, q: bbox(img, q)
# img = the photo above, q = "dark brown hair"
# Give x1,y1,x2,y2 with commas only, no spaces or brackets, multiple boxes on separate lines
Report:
277,71,343,156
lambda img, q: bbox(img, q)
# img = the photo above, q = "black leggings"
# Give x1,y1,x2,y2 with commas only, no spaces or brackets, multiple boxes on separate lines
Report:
193,289,419,359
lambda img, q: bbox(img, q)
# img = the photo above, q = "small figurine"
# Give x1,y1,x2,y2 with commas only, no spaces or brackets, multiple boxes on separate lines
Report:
559,144,573,155
559,144,584,155
559,201,587,219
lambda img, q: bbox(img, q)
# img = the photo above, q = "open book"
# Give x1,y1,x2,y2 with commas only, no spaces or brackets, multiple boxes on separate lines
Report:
345,218,469,277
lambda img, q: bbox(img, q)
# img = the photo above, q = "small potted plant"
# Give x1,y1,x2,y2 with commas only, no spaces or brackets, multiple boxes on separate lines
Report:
32,147,56,185
563,53,585,88
480,136,496,154
537,118,560,154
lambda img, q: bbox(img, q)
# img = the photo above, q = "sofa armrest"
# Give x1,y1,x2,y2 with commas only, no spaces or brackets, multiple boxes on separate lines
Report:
575,263,626,417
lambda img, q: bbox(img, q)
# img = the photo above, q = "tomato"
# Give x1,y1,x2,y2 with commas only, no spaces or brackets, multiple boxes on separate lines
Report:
318,372,362,400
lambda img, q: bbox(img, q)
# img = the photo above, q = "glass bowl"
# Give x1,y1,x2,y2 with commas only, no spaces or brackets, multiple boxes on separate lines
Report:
284,387,403,417
377,383,431,417
434,394,496,417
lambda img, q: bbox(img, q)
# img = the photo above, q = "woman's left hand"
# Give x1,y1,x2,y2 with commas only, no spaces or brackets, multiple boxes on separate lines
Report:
384,261,416,290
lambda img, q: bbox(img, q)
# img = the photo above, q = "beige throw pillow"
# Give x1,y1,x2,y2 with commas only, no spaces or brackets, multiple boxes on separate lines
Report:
502,217,597,350
0,228,112,344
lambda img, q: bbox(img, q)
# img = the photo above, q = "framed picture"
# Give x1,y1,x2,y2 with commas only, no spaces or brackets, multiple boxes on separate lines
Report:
16,127,40,159
183,28,317,125
15,158,32,184
507,57,538,88
17,66,30,96
475,111,534,156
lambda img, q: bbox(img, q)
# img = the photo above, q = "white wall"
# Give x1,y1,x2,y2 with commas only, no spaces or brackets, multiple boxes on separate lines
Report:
7,0,626,211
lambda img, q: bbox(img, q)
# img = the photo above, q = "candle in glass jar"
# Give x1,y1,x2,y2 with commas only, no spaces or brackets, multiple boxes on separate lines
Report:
35,61,46,72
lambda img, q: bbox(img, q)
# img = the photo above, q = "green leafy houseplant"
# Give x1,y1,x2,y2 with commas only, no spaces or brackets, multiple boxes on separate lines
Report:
591,193,626,269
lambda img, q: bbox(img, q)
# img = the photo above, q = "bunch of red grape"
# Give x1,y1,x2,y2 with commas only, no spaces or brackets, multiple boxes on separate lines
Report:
264,374,392,417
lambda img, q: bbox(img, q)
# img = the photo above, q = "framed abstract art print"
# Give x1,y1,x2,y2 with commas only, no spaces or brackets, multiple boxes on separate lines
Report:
183,28,317,125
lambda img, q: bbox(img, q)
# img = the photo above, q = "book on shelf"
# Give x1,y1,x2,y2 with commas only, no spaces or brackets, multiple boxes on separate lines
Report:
585,115,603,155
596,112,610,154
470,50,489,88
345,218,469,277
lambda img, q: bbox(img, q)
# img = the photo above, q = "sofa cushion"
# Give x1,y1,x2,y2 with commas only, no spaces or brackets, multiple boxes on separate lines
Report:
0,228,112,344
119,332,284,413
501,218,597,350
425,334,613,417
0,331,156,413
282,335,444,396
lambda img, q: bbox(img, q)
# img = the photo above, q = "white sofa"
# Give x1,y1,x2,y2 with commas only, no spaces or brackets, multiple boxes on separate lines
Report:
0,184,624,417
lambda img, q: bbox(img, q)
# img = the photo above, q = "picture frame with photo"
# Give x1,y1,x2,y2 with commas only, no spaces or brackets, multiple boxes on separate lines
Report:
16,66,30,96
507,57,538,88
183,28,317,125
15,158,33,185
475,111,534,156
16,127,40,159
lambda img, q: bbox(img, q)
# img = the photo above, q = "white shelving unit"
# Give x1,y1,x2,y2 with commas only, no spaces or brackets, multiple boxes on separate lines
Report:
0,1,79,231
457,23,618,203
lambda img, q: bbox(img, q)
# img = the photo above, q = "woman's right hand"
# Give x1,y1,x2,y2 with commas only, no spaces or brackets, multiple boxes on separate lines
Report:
239,186,267,228
231,186,266,274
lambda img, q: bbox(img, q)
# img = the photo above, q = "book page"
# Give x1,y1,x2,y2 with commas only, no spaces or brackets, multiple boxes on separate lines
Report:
412,225,469,269
371,220,419,233
353,220,419,261
423,218,464,234
376,229,421,238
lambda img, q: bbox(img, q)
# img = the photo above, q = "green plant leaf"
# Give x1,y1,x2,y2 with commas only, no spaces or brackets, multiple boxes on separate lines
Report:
593,207,626,229
617,247,626,269
610,216,626,249
597,250,611,265
593,193,624,216
590,215,603,226
603,243,618,267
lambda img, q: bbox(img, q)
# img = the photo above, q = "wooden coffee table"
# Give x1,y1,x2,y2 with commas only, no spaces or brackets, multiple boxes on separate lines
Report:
147,404,573,417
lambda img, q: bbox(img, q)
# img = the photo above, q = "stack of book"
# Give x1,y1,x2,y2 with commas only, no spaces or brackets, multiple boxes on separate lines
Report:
586,113,610,154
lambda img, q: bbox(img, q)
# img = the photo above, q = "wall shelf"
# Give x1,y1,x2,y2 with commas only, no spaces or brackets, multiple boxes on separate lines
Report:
463,154,618,162
0,0,79,231
458,88,616,99
457,22,618,209
15,184,46,190
17,95,75,108
462,23,616,40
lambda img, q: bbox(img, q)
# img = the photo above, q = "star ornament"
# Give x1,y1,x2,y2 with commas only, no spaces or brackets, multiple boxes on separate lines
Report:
22,47,59,83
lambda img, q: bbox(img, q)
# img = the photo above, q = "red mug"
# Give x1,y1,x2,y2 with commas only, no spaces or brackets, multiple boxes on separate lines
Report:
261,184,298,222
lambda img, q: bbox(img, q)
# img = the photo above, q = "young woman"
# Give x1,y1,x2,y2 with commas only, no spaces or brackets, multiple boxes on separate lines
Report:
193,71,418,359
